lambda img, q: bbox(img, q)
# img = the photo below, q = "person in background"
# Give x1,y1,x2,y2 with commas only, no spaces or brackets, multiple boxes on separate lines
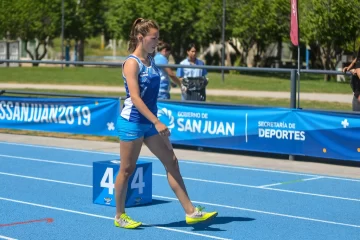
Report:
343,47,360,111
343,46,360,79
176,43,208,100
154,41,182,99
350,68,360,111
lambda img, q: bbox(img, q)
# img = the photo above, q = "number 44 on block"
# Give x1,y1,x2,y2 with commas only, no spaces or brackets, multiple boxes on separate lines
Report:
92,159,152,207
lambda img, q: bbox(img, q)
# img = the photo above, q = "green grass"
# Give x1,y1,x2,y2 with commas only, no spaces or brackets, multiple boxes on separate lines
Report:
0,67,352,94
0,67,121,86
51,37,128,58
3,88,352,111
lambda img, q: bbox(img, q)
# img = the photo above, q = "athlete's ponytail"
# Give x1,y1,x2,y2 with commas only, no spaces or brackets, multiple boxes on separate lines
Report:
128,18,159,53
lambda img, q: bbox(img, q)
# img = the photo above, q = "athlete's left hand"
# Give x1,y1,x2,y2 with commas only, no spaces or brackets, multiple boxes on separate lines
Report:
155,121,170,137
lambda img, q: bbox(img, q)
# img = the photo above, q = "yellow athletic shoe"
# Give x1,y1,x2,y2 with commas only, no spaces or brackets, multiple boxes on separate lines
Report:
114,213,142,229
185,206,218,225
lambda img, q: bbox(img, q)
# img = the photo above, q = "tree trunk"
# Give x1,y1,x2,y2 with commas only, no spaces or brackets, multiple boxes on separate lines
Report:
320,46,331,81
24,40,35,62
276,38,282,68
33,41,41,67
172,51,183,65
38,42,48,61
77,38,85,66
29,40,48,67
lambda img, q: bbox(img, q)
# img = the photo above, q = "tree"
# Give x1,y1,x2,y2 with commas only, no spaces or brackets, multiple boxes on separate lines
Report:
0,1,6,38
266,0,291,66
64,0,106,62
300,0,360,78
1,0,61,66
228,0,274,66
194,0,235,65
104,0,220,63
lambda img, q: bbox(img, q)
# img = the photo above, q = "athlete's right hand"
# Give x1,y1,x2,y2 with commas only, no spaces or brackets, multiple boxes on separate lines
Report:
155,121,170,136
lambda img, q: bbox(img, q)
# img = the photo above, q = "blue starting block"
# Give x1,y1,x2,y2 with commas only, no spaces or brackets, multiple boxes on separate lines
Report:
93,159,152,207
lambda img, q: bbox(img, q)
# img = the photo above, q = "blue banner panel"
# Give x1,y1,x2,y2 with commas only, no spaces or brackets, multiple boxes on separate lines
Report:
0,96,120,136
294,110,360,161
157,101,360,162
157,102,300,155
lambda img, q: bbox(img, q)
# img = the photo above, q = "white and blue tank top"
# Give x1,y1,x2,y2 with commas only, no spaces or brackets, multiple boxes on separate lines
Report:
121,54,161,124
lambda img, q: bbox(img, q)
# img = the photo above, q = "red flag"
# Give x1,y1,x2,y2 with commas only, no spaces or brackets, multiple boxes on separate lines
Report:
290,0,299,46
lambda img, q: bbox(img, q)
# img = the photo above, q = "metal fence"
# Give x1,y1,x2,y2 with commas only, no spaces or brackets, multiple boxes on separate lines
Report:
0,59,356,161
0,59,353,111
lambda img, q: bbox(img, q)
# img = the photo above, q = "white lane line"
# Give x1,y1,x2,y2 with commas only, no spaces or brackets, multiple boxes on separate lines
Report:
0,156,359,202
0,154,91,168
1,141,360,182
154,174,360,202
0,172,92,188
258,176,324,188
153,174,256,188
153,195,360,229
0,197,230,240
0,174,359,229
0,236,17,240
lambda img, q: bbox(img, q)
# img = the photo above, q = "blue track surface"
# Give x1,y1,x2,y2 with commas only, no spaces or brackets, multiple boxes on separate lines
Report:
0,141,359,240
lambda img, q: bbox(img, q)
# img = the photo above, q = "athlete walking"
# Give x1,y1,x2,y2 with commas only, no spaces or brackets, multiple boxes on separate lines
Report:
114,18,218,229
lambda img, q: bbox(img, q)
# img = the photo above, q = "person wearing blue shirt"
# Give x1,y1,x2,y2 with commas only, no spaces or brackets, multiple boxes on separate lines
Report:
176,43,208,100
154,42,182,99
114,18,217,229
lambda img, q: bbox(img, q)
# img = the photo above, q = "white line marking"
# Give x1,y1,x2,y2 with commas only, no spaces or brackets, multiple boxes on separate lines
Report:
0,172,92,188
1,156,359,202
176,161,316,177
0,141,118,156
259,182,283,188
1,174,359,229
154,174,360,202
1,141,360,182
301,176,325,182
153,174,255,188
258,176,324,188
0,154,91,168
262,187,360,201
0,236,17,240
0,197,230,240
152,195,360,229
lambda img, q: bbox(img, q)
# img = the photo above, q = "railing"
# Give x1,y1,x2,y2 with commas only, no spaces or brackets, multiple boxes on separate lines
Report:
1,59,357,163
0,59,353,111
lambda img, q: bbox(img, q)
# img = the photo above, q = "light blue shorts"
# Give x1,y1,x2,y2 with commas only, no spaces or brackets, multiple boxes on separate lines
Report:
116,116,158,141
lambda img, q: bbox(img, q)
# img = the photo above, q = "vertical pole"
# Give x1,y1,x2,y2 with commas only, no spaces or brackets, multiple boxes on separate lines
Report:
61,0,65,70
305,47,309,69
221,0,226,83
113,39,116,59
296,0,300,109
6,31,10,67
297,46,300,108
289,69,297,160
290,69,297,109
